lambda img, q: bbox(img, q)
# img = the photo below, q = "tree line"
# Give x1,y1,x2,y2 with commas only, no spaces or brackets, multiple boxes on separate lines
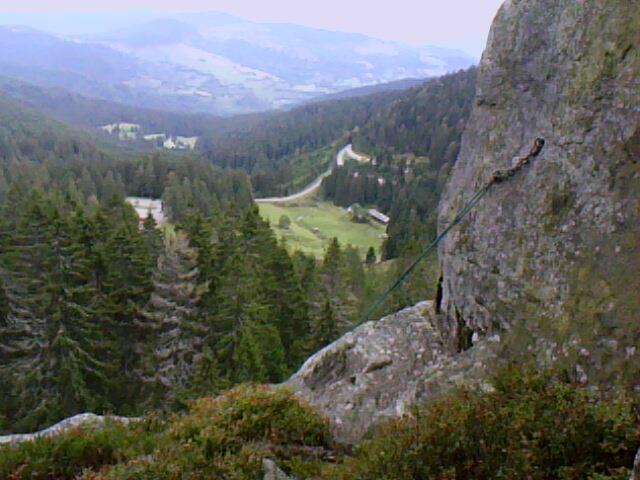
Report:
200,88,414,197
323,68,477,258
0,189,379,432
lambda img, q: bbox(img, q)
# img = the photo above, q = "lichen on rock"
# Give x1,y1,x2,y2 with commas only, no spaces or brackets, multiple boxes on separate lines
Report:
437,0,640,387
286,301,500,444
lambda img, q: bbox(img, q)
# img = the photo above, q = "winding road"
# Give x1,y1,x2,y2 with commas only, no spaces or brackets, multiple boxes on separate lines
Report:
255,144,369,203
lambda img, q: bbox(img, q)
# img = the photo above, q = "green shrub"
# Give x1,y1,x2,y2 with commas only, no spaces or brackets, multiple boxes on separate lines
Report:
323,368,640,480
278,214,291,229
85,385,331,480
4,374,637,480
0,419,159,480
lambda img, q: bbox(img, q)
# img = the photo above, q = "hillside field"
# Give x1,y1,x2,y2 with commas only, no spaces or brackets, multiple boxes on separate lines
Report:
258,200,386,259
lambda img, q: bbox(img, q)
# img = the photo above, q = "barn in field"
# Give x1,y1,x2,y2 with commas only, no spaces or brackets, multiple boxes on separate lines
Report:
368,209,390,225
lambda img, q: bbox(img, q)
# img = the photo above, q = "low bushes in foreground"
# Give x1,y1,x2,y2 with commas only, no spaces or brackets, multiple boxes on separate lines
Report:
322,368,640,480
0,418,160,480
1,371,638,480
0,385,331,480
89,384,332,480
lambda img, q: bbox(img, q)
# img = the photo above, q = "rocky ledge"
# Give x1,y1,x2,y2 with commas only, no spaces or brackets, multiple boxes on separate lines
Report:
286,301,501,444
0,413,135,445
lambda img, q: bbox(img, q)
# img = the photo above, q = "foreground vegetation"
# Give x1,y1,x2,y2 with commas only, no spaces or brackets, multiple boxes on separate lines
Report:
324,369,640,480
2,370,637,479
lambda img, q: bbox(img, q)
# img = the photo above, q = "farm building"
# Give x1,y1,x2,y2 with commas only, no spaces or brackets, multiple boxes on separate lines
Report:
368,209,390,225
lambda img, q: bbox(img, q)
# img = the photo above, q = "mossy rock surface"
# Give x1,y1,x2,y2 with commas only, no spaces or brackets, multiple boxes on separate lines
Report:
437,0,640,387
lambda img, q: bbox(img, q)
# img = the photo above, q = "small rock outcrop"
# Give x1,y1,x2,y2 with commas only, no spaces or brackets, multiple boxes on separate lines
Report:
262,459,293,480
631,448,640,480
438,0,640,385
0,413,135,445
286,301,499,444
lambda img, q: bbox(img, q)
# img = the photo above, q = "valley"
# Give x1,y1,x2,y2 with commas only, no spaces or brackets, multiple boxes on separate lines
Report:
1,2,639,479
255,144,370,203
0,14,474,115
255,144,384,258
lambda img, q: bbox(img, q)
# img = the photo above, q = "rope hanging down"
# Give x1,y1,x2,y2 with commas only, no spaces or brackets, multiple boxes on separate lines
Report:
359,137,545,324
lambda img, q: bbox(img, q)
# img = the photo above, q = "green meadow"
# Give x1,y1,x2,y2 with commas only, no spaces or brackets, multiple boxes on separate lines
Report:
258,200,386,259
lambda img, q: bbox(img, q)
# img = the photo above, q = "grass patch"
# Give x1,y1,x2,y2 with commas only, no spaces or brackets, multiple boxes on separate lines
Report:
258,200,386,259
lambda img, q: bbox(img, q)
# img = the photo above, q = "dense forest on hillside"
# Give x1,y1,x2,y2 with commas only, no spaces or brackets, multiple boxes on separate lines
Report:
0,77,271,146
0,95,389,433
0,95,254,220
199,68,477,259
0,68,475,434
0,192,373,432
200,88,412,196
324,68,477,257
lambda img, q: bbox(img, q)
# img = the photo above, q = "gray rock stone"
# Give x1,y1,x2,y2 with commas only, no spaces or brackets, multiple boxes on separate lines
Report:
286,301,499,444
438,0,640,385
286,2,640,443
0,413,135,445
262,458,293,480
631,448,640,480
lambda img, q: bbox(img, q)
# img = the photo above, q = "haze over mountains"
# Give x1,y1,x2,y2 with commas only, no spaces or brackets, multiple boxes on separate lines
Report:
0,11,474,115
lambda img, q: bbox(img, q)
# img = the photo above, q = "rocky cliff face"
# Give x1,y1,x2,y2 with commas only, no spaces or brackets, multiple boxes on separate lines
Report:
438,0,640,386
286,0,639,443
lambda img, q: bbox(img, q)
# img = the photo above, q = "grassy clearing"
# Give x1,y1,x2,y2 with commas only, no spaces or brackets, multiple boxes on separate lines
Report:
258,200,386,259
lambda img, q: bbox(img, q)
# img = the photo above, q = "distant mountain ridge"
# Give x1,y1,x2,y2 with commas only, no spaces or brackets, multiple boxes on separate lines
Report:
0,12,475,115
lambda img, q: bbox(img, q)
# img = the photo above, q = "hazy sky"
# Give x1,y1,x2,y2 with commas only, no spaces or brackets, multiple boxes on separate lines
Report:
0,0,505,57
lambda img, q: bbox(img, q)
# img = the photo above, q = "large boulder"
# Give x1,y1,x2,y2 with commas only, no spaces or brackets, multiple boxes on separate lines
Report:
287,0,639,445
285,301,499,444
438,0,640,386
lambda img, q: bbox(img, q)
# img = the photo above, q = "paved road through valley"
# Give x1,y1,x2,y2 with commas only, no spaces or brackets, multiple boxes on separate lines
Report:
255,144,368,203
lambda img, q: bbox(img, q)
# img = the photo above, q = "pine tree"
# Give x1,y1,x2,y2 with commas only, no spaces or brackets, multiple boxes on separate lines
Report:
311,300,340,351
262,239,308,370
318,238,357,337
204,209,289,384
366,246,377,265
234,321,286,383
0,195,110,431
139,233,204,407
96,206,155,408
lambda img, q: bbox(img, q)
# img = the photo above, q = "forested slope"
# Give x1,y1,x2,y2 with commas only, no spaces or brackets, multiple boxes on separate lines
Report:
0,94,254,220
0,76,268,142
0,96,384,433
323,68,477,257
201,87,414,196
